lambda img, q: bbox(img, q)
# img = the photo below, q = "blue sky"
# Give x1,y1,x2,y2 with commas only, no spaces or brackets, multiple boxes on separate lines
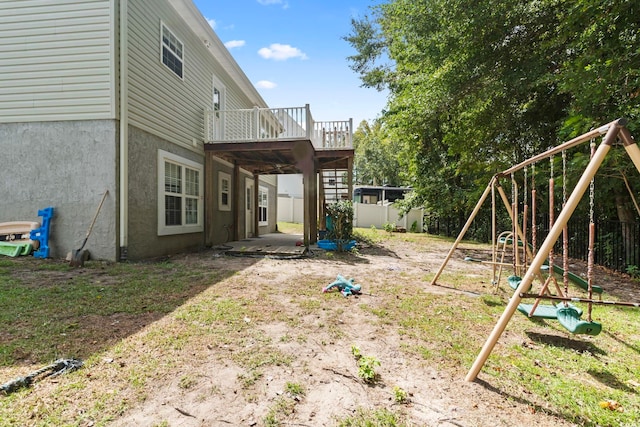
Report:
192,0,388,126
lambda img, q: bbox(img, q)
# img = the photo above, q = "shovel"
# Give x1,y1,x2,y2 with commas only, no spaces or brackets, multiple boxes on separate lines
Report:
70,190,109,267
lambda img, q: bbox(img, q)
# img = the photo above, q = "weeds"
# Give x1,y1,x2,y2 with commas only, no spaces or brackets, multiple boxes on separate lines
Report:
336,408,409,426
178,374,197,390
351,345,380,384
393,386,409,403
284,381,305,397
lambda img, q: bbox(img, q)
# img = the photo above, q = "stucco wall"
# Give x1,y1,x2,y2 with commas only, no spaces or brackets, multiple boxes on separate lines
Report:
0,120,118,260
127,125,205,259
208,159,237,244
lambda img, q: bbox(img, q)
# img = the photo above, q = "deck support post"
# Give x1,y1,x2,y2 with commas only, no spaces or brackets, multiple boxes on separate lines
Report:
347,155,354,203
254,174,260,238
204,152,215,246
233,162,240,241
310,161,318,244
303,170,312,248
318,170,326,231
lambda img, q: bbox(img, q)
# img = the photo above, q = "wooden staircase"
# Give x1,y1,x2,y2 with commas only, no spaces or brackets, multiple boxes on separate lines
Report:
320,168,350,204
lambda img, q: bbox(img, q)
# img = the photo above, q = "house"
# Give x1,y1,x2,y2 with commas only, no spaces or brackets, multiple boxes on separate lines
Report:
353,186,412,205
0,0,353,261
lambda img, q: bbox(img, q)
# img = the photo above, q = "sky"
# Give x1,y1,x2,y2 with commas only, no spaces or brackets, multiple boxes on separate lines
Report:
192,0,388,126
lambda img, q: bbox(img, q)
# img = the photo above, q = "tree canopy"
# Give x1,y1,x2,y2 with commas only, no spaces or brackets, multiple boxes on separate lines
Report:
352,120,404,187
345,0,639,220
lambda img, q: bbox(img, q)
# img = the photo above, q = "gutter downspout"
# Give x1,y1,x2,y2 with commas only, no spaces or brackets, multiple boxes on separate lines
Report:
119,0,129,260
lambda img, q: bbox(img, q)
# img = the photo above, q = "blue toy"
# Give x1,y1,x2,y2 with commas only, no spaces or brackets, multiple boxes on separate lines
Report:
322,275,362,297
30,207,54,259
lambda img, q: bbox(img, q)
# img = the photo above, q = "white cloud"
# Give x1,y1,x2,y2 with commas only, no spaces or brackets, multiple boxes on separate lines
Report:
205,17,216,29
225,40,246,49
256,80,277,89
257,0,289,8
258,43,308,61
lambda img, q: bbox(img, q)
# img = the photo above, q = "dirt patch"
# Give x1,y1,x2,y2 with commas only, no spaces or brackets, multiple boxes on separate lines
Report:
4,235,638,426
106,237,635,427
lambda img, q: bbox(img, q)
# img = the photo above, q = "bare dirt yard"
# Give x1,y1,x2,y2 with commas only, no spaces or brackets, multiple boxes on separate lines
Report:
2,231,638,426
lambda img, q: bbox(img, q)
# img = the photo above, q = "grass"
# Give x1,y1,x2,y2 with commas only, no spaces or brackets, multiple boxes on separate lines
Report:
0,259,229,366
1,230,639,426
335,408,410,426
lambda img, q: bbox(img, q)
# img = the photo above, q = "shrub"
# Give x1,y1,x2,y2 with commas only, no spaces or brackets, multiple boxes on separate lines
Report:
326,200,354,251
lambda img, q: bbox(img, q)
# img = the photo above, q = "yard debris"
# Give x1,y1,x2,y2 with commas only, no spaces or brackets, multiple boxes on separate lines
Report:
322,275,362,297
599,400,624,412
0,358,83,395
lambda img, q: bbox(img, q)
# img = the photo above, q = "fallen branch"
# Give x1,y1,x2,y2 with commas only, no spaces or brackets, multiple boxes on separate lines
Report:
174,407,196,418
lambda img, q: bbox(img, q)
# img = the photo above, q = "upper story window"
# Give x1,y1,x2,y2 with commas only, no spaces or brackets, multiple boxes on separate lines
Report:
213,88,221,114
161,23,184,79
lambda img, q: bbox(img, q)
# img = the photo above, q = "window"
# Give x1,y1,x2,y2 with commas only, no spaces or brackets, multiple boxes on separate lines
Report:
219,171,231,211
161,23,183,79
213,87,221,118
258,186,268,225
158,150,203,235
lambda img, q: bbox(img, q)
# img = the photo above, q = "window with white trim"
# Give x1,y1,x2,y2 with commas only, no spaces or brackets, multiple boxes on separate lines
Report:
219,171,231,211
158,150,203,235
161,22,184,79
258,186,268,225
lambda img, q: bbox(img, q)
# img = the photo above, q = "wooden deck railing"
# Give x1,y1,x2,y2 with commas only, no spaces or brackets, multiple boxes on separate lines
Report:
313,119,353,150
205,105,352,150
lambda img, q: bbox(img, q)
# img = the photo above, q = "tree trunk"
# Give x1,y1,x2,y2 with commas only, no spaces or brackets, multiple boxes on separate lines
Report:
615,191,636,267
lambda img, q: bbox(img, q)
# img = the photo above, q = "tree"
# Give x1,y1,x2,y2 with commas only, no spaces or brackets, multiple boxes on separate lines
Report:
352,119,405,187
345,0,639,227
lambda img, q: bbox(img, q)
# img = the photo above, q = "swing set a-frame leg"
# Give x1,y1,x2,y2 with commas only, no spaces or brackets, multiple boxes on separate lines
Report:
430,176,496,286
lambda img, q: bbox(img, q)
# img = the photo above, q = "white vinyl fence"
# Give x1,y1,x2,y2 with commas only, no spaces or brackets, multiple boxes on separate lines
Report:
277,196,305,224
353,202,423,232
277,198,423,232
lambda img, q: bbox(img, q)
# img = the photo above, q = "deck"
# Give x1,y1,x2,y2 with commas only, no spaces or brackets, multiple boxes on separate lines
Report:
204,105,354,174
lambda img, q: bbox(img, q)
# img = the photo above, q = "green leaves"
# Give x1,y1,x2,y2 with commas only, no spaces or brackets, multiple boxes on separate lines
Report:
346,0,639,221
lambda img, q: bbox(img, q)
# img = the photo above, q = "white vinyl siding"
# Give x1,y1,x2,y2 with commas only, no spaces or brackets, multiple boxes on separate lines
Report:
127,0,253,151
0,0,115,122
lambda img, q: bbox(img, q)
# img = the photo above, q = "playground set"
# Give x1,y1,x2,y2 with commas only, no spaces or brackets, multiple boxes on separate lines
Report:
0,207,53,259
429,118,640,381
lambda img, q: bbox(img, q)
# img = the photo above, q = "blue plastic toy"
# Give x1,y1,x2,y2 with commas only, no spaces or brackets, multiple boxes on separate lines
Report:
322,275,362,297
30,207,54,259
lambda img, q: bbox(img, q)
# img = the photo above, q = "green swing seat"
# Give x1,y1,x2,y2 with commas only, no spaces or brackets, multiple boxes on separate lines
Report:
517,302,583,319
556,305,602,336
507,275,532,292
517,303,559,319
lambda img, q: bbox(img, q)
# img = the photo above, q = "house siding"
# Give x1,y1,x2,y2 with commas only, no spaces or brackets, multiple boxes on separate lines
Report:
0,0,278,261
0,0,116,122
127,0,250,152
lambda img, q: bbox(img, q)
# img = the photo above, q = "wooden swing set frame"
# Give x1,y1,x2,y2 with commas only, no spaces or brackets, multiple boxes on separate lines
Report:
427,118,640,382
